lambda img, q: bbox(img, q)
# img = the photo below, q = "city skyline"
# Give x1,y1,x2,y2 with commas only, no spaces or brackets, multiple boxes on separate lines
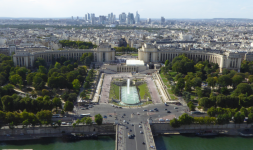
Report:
0,0,252,18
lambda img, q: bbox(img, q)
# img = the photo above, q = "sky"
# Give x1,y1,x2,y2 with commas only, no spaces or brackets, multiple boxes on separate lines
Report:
0,0,252,19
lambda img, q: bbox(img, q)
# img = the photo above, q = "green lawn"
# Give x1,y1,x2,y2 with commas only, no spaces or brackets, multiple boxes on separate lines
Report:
109,84,120,99
131,53,138,56
138,83,151,100
160,72,178,100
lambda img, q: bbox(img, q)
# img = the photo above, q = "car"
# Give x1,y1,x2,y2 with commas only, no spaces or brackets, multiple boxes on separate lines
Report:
159,118,165,122
111,105,114,107
123,120,126,123
130,129,132,132
167,111,171,113
149,110,154,112
132,124,134,126
166,119,170,122
61,122,67,125
119,107,122,109
143,110,147,112
124,114,126,116
137,112,140,115
132,134,135,137
103,115,107,118
109,115,112,117
154,108,158,110
81,108,85,110
164,109,167,111
115,106,118,108
139,125,142,128
20,133,24,135
6,134,10,136
174,107,178,109
122,116,124,118
126,126,128,129
140,131,143,134
127,122,129,124
67,122,72,125
88,106,92,108
155,109,159,112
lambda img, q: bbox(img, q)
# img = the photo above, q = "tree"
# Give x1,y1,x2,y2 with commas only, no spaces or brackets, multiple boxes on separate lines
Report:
72,79,81,91
57,120,61,127
95,114,103,125
36,110,52,125
191,77,202,88
184,80,192,92
206,77,216,88
207,107,216,117
81,117,87,125
42,89,49,96
34,58,47,68
176,78,185,91
218,75,232,87
85,117,92,125
61,92,69,101
52,97,62,110
165,60,169,67
38,66,47,74
76,119,81,125
1,95,14,111
54,62,61,69
232,75,244,88
234,83,252,96
178,113,194,125
9,74,23,85
80,91,87,99
64,101,73,112
248,75,253,83
234,112,245,124
187,101,195,111
170,118,180,128
68,93,77,102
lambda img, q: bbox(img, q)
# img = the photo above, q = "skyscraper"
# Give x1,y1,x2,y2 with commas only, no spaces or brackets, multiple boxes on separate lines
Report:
127,13,135,24
85,14,87,21
161,17,165,25
119,12,126,23
147,18,151,24
135,11,140,24
88,13,90,20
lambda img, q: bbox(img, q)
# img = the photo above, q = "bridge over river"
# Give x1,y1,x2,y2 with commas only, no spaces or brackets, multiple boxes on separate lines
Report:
115,123,156,150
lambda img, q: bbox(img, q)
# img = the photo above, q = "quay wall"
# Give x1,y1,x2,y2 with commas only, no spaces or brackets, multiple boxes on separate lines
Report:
0,124,116,137
151,123,252,135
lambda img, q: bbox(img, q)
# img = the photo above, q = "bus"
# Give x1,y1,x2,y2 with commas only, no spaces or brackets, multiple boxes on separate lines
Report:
80,113,91,118
52,114,61,118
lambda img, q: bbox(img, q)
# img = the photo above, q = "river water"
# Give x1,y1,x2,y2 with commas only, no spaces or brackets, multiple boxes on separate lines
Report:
154,135,253,150
0,136,115,150
1,135,253,150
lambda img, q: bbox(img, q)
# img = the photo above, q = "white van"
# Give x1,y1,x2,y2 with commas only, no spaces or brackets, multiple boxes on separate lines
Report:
61,122,67,125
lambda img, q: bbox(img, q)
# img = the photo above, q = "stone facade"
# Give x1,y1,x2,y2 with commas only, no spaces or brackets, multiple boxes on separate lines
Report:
138,43,253,72
13,43,115,68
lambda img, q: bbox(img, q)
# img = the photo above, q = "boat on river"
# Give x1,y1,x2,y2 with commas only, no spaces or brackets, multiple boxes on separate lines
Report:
196,130,218,136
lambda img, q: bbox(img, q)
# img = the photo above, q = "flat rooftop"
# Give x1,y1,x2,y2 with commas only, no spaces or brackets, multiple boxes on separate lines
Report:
126,60,144,66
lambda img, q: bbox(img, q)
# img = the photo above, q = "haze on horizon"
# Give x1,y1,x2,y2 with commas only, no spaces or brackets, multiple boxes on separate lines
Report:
0,0,252,19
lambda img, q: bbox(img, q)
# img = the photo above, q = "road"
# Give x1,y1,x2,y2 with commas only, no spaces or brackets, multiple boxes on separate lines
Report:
76,103,189,124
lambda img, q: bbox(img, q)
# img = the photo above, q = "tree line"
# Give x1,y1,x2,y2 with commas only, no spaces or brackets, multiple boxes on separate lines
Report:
59,40,97,49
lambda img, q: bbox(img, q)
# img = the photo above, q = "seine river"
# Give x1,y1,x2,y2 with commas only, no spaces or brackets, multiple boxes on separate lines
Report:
1,135,253,150
154,135,253,150
0,136,115,150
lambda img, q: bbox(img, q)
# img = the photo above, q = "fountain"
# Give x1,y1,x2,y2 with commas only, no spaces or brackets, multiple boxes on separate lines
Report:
120,78,140,105
127,79,130,94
